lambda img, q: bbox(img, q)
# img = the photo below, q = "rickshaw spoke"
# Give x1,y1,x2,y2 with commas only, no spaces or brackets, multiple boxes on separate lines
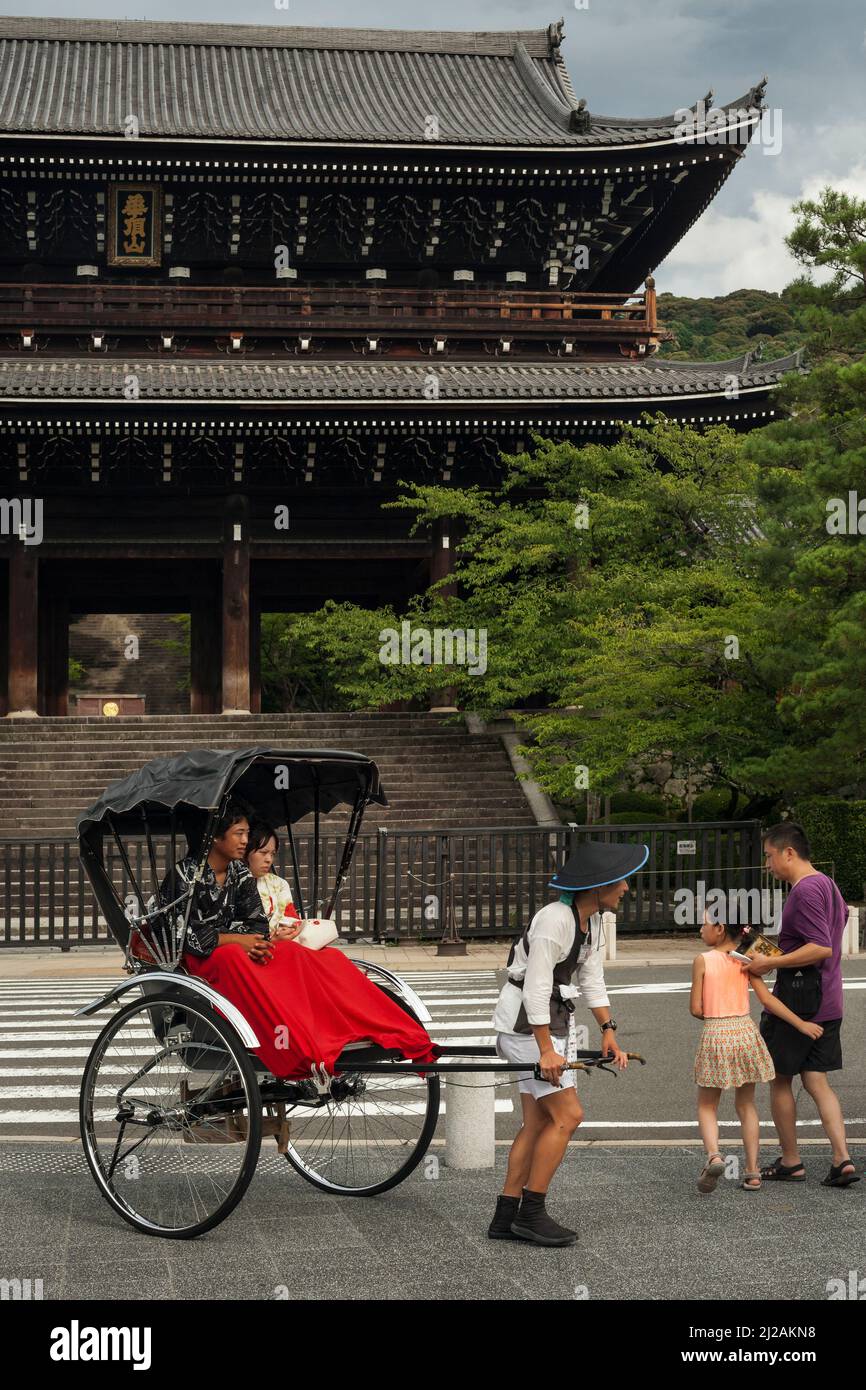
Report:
81,994,261,1238
282,1057,439,1194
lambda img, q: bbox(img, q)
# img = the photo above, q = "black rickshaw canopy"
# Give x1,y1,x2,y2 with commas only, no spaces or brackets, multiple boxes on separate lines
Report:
76,748,387,957
77,746,387,845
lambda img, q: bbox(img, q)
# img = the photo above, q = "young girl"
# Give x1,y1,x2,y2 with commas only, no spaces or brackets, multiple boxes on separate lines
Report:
245,820,303,940
690,910,824,1193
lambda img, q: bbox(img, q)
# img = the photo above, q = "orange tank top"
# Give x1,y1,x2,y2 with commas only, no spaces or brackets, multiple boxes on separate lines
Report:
701,949,749,1018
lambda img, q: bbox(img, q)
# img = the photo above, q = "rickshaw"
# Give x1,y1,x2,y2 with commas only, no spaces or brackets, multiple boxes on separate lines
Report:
76,746,641,1240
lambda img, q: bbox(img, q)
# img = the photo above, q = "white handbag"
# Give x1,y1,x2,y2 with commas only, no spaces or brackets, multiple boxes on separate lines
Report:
295,917,339,950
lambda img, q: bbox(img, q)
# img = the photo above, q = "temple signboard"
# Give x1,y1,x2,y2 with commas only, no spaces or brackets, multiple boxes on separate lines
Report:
107,183,162,268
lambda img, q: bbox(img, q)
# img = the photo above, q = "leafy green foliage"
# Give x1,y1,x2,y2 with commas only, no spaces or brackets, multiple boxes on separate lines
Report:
658,289,800,362
259,613,344,712
155,614,191,693
794,798,866,901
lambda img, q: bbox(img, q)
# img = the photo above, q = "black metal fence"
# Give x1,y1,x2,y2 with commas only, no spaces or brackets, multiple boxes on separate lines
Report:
0,820,764,949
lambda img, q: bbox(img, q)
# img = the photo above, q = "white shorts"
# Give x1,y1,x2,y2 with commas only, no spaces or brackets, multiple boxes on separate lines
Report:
495,1031,575,1100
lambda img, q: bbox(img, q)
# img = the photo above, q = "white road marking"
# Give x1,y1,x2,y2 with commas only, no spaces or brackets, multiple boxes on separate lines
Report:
0,972,862,1137
0,1048,149,1059
576,1118,866,1129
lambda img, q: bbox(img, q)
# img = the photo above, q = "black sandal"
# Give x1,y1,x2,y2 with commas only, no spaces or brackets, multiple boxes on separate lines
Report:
821,1160,861,1188
760,1157,806,1181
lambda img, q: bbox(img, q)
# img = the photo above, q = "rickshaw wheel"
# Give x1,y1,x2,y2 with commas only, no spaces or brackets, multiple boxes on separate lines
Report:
80,993,262,1239
282,989,440,1197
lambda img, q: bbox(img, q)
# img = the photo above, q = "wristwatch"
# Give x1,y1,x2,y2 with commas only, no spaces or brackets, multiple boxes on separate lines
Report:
600,1019,618,1033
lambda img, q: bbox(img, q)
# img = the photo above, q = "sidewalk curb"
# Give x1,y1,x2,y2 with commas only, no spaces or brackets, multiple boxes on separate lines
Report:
6,938,862,980
0,939,704,979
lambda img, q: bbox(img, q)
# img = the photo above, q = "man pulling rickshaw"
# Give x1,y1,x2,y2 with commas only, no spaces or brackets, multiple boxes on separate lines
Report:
489,839,648,1247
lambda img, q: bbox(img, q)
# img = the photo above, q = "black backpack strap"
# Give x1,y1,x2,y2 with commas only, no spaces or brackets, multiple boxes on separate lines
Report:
505,921,532,976
505,911,583,1035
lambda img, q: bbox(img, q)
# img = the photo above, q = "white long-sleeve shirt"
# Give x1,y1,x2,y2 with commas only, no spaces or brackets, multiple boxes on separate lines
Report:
492,900,610,1035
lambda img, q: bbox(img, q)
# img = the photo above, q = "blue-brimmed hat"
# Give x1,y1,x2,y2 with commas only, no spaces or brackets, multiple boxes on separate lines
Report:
549,841,649,892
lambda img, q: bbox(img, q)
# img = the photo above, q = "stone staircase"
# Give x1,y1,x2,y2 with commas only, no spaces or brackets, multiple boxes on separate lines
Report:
0,712,539,839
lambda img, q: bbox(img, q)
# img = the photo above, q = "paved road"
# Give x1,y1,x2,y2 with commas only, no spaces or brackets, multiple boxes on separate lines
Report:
2,965,864,1143
0,1143,862,1302
0,965,862,1301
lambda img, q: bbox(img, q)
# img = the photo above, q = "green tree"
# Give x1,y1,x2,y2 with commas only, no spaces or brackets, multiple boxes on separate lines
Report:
302,419,791,814
738,359,866,798
260,612,348,711
783,187,866,362
261,185,866,811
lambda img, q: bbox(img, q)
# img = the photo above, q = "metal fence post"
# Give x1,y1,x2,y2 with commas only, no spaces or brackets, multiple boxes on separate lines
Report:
372,826,388,943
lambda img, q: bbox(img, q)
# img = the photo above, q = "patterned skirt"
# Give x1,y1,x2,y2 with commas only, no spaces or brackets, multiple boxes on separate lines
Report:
695,1014,775,1089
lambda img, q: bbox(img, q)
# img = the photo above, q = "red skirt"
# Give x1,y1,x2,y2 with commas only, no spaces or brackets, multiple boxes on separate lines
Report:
184,939,438,1080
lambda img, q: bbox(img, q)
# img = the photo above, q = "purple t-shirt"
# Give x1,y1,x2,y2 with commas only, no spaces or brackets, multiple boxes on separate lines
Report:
774,872,846,1023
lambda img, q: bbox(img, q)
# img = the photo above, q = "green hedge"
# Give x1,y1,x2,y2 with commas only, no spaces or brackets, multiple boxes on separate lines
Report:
691,788,735,821
793,799,866,901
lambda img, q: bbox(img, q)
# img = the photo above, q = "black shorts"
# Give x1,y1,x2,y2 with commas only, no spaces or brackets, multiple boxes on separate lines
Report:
759,1014,843,1076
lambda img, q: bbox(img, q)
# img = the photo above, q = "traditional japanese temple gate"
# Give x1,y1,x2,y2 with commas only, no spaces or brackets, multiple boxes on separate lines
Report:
0,17,800,717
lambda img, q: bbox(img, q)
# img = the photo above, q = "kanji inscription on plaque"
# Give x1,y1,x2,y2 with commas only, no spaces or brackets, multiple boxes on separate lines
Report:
107,183,162,267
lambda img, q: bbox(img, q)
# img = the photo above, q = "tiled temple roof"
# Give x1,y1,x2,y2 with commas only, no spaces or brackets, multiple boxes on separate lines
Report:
0,351,804,404
0,16,766,149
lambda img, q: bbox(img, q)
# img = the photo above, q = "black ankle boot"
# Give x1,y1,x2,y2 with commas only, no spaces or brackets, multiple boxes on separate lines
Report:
487,1193,522,1239
510,1188,577,1247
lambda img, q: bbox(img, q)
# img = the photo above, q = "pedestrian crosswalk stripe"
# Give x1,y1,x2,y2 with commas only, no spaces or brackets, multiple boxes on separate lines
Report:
0,974,511,1131
0,970,861,1137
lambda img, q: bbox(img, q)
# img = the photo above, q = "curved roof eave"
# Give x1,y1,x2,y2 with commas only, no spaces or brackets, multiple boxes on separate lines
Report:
0,349,806,409
0,17,768,153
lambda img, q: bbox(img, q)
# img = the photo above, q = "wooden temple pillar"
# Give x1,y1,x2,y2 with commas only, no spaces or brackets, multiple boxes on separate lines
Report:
221,496,252,714
429,516,456,592
429,516,459,713
7,543,39,717
250,593,262,714
0,561,8,718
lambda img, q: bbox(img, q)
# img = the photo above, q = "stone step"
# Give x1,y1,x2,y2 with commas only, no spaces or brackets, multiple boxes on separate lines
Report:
0,712,539,836
0,745,509,760
0,716,467,730
0,745,491,757
0,761,515,778
7,806,531,827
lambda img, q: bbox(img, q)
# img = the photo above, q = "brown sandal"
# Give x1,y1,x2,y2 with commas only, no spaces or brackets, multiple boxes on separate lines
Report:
697,1154,725,1192
740,1171,762,1191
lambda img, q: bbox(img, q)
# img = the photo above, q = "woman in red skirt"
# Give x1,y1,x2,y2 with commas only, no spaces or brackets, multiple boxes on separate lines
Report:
165,803,437,1080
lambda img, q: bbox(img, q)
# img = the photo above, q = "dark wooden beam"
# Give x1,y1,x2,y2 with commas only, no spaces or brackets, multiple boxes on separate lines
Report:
222,496,251,714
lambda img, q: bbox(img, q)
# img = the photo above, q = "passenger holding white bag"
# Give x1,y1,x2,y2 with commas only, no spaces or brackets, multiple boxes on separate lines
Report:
246,819,338,948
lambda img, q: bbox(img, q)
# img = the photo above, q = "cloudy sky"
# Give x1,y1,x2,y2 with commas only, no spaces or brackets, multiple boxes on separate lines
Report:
9,0,866,297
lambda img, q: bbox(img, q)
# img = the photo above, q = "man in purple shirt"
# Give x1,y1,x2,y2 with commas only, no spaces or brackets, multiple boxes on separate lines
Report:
747,823,859,1188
